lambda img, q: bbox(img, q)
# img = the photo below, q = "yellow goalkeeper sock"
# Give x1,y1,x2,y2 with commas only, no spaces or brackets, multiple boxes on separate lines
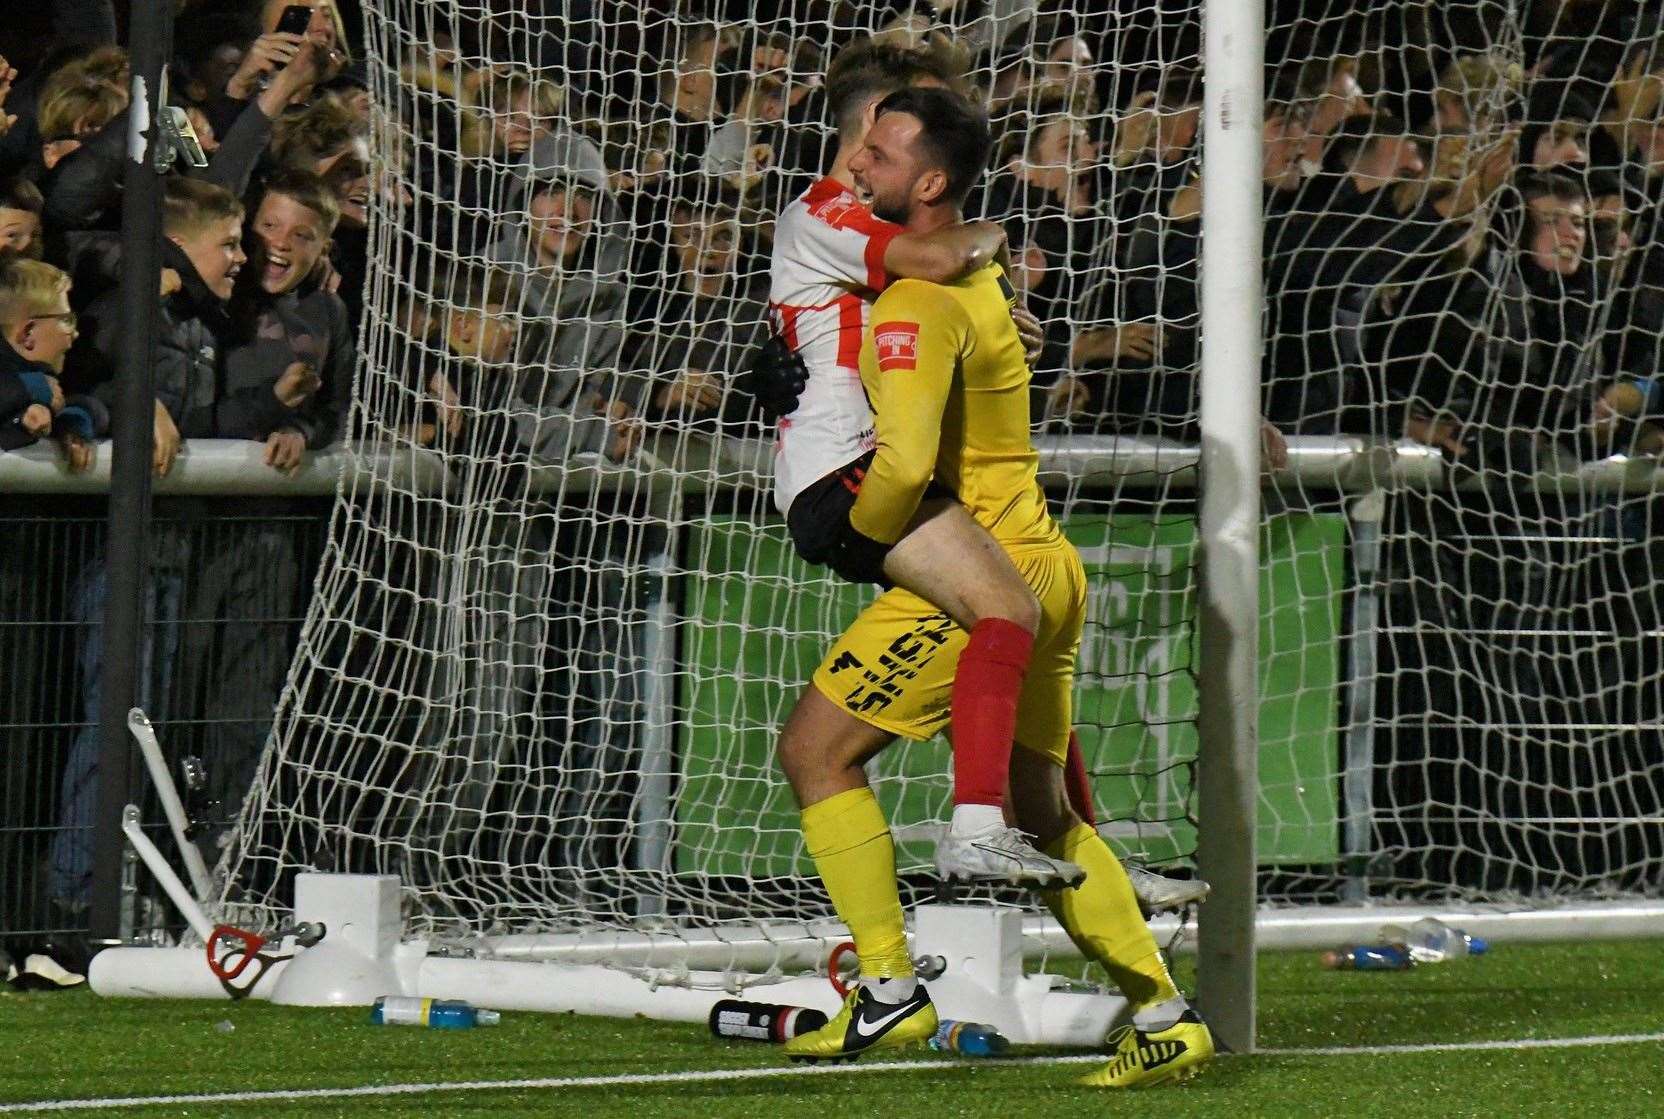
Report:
1043,822,1179,1009
800,786,913,980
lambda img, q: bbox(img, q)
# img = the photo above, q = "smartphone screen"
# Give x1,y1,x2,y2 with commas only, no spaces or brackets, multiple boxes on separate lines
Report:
275,4,312,36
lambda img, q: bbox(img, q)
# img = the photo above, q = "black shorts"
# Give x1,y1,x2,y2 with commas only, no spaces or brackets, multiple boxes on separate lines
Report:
786,451,953,569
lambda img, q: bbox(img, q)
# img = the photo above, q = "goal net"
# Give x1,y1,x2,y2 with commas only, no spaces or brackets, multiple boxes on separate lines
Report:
213,0,1664,962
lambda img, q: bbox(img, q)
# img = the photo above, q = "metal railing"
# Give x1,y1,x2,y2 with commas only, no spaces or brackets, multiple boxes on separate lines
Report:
7,432,1662,498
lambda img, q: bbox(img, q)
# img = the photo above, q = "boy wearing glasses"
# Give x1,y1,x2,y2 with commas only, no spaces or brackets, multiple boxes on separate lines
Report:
0,257,102,470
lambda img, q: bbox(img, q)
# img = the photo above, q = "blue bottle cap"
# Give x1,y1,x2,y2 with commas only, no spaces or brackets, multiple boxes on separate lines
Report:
1467,936,1489,955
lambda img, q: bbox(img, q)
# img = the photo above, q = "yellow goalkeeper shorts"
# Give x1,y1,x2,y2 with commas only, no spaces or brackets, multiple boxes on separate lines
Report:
810,540,1087,766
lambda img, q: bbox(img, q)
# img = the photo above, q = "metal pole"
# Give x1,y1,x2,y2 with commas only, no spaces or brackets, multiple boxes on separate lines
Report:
1196,0,1264,1055
1342,491,1386,901
91,0,172,942
633,493,679,919
129,708,215,901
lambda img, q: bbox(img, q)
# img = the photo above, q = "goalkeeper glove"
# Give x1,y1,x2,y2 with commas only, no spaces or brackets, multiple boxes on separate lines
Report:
736,333,808,420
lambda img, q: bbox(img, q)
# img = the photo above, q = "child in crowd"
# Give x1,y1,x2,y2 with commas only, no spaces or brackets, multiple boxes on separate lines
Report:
0,257,102,470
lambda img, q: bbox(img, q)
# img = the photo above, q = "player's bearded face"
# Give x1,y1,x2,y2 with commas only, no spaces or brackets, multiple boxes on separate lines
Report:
851,114,926,224
866,176,918,224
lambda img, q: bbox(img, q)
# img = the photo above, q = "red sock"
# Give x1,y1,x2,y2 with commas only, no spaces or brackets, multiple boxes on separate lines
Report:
951,618,1035,807
1064,730,1096,826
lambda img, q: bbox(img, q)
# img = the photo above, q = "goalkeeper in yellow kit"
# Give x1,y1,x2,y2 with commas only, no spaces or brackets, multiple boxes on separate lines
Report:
776,87,1214,1087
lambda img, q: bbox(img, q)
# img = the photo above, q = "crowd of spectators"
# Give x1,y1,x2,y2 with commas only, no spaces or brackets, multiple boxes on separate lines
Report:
1041,5,1664,474
1,0,1660,480
1,0,361,474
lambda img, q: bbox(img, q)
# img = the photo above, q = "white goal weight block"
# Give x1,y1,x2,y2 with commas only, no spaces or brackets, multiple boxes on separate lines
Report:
269,874,404,1007
294,873,403,959
912,904,1127,1046
915,904,1023,997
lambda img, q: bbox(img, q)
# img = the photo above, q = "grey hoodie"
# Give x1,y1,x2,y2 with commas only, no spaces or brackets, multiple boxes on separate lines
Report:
481,136,635,459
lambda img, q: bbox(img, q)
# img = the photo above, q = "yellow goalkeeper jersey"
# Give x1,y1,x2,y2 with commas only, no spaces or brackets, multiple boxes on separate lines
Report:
849,262,1063,552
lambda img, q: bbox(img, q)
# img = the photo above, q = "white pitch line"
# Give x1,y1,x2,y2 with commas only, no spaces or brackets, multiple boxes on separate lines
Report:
0,1057,1061,1115
4,1032,1662,1114
1261,1030,1664,1057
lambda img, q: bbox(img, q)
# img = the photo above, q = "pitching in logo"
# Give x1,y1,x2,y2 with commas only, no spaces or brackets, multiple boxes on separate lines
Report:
873,321,919,372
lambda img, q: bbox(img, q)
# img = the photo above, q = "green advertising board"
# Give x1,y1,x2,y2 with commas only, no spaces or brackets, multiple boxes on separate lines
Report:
677,513,1345,877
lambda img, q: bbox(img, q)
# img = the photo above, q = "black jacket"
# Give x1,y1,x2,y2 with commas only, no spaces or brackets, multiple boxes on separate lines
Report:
224,280,355,447
42,98,279,236
0,338,58,451
1265,176,1465,432
69,239,271,437
0,334,108,451
1376,238,1603,471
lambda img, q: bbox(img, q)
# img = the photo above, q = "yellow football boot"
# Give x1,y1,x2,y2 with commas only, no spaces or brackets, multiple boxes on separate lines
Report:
1079,1009,1215,1088
783,983,938,1063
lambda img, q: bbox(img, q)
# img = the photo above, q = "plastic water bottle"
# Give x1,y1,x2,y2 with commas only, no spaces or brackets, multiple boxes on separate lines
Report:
369,996,501,1028
928,1020,1009,1056
1381,917,1489,964
707,999,828,1042
1320,944,1414,971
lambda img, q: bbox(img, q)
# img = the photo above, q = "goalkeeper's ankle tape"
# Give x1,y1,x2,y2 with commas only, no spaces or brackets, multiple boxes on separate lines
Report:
950,803,1004,835
863,976,920,1004
1132,995,1189,1033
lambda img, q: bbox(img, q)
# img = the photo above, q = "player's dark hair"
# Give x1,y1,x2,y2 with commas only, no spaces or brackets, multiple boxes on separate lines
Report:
872,86,991,206
824,37,967,139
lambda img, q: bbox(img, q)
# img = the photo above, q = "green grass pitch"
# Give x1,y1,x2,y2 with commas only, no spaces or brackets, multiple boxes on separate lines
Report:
2,939,1661,1117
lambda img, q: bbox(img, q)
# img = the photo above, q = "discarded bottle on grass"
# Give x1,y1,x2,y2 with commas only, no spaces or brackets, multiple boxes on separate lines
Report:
1321,944,1414,971
1378,917,1489,964
369,996,500,1029
928,1020,1009,1057
707,999,828,1042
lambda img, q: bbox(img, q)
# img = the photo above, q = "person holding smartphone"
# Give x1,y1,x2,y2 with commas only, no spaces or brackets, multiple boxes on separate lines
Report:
225,1,346,110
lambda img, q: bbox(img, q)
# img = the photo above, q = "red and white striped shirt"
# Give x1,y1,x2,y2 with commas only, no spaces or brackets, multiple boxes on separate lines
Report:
767,177,902,514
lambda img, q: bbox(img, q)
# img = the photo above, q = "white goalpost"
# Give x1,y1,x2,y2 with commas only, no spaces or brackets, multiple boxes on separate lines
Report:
92,0,1664,1054
1194,0,1264,1049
